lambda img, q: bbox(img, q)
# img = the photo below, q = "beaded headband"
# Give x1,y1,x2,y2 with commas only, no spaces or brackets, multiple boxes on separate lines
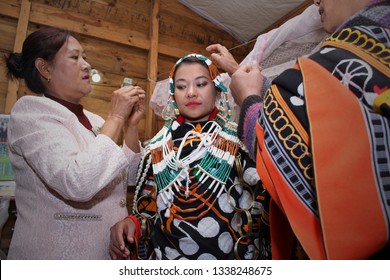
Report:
161,53,232,121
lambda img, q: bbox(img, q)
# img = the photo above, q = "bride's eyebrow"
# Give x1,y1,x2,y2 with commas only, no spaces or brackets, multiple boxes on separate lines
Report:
175,75,209,83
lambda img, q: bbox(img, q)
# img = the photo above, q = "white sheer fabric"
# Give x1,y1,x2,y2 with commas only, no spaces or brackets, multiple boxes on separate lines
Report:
150,5,327,121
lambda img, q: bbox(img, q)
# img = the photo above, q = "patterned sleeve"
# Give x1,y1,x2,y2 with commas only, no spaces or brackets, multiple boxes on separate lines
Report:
237,95,263,161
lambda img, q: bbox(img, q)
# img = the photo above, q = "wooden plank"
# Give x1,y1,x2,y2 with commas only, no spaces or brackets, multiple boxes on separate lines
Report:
159,1,250,61
145,0,160,140
4,0,31,113
0,0,214,59
80,36,149,81
30,2,150,48
0,1,20,18
0,0,250,139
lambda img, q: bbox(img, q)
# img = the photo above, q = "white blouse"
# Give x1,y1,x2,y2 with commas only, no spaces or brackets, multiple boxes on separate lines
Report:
7,96,141,259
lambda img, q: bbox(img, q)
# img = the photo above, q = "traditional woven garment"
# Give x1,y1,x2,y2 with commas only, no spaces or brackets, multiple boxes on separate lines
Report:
246,1,390,259
131,54,271,259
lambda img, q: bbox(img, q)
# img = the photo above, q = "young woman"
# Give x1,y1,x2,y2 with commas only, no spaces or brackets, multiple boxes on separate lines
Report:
109,54,270,260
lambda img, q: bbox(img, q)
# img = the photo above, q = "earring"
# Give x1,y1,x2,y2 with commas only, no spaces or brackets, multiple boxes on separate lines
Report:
215,93,233,120
162,99,176,120
47,77,51,83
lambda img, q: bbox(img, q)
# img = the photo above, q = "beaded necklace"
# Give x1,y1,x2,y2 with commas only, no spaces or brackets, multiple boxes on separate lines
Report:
150,112,240,217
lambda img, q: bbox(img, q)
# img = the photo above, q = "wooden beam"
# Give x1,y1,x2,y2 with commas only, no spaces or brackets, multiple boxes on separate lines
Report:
145,0,160,140
0,0,193,59
4,0,31,113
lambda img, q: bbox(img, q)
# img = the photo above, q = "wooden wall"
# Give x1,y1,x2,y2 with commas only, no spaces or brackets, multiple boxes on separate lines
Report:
0,0,253,142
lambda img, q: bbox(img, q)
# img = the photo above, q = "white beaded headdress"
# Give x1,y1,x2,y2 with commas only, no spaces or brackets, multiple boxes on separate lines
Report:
161,53,232,121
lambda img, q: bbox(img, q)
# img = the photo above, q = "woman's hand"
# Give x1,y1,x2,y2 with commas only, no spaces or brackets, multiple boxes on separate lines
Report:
230,62,264,107
126,86,146,127
122,86,145,153
100,85,145,144
206,43,239,76
109,85,145,122
109,218,137,260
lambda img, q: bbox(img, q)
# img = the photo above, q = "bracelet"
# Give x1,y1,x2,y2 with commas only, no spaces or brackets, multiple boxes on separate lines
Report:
125,215,141,239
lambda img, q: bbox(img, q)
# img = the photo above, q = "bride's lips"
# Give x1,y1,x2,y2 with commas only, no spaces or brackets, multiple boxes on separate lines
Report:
186,102,202,106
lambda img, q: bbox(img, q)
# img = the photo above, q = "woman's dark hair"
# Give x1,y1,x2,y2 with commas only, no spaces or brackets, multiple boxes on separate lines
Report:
173,56,209,77
173,56,221,93
5,27,75,94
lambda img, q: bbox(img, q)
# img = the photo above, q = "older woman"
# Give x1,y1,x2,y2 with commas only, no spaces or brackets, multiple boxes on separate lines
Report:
5,27,145,259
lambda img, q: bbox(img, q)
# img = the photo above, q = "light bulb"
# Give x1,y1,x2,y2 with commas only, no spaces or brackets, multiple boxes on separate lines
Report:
91,69,101,83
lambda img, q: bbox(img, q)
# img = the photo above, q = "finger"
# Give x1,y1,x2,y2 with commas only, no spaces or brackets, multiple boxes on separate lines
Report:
208,43,227,54
218,44,228,52
110,244,129,260
131,89,146,97
109,229,127,257
210,53,221,60
138,94,146,101
109,250,117,260
236,63,252,73
126,225,137,244
127,95,141,104
116,85,134,93
132,85,144,92
109,246,121,260
112,226,127,251
250,61,263,72
209,53,223,66
206,44,219,52
137,89,146,95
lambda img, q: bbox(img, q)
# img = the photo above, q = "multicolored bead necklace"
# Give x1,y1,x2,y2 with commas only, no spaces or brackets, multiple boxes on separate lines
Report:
150,112,240,218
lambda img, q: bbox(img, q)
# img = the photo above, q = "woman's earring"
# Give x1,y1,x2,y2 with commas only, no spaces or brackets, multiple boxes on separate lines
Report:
216,93,234,120
215,95,226,115
47,77,51,83
162,99,176,120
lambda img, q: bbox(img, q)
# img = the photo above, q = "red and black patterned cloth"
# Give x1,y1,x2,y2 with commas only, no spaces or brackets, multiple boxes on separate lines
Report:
239,1,390,259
